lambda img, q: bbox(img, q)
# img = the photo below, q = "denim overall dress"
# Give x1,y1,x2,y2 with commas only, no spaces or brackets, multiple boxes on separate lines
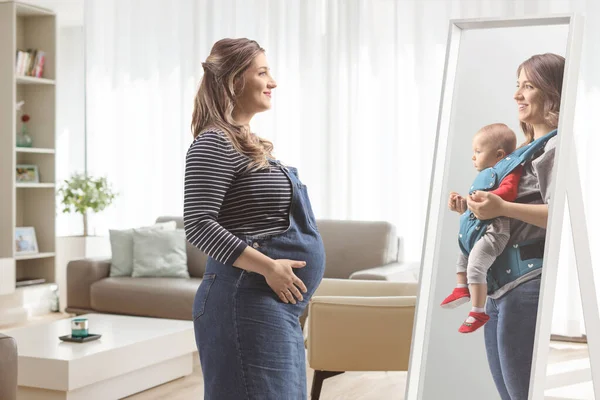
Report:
192,159,326,400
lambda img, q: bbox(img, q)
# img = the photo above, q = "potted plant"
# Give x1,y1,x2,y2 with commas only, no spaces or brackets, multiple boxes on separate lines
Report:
57,173,117,236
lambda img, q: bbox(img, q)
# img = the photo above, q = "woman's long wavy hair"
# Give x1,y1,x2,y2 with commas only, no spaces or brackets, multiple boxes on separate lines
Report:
517,53,565,145
191,38,274,170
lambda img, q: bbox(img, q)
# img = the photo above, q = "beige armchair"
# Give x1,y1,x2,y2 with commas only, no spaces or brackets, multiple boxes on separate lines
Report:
305,279,417,399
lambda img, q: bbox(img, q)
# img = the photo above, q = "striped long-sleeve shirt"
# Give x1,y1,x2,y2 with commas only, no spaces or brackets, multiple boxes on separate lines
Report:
183,129,292,265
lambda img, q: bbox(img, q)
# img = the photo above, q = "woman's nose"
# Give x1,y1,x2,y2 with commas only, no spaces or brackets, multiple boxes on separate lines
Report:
514,88,522,101
269,80,277,89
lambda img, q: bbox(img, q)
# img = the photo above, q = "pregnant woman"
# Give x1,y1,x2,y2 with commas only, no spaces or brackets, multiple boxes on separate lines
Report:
184,38,326,400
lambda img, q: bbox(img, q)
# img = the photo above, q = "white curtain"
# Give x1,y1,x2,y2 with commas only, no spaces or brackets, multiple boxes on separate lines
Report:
84,0,599,337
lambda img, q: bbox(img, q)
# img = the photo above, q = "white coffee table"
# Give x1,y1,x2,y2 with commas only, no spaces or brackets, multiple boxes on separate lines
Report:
7,313,196,400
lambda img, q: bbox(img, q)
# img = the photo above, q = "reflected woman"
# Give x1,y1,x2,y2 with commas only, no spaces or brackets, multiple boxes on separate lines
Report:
467,53,564,400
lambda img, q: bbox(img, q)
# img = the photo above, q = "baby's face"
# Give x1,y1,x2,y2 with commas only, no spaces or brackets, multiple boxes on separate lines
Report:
472,134,500,172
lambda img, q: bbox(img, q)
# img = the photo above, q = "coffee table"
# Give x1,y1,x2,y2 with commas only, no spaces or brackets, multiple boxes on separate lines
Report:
7,313,196,400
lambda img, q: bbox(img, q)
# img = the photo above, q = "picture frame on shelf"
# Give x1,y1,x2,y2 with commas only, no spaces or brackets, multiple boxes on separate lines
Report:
15,226,39,255
16,164,39,183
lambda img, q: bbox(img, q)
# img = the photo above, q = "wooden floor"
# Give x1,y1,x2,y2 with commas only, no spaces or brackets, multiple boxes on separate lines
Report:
124,356,406,400
124,341,590,400
2,313,591,400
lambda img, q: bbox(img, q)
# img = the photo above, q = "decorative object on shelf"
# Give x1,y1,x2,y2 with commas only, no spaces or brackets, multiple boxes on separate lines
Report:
58,173,118,236
15,226,39,255
15,164,39,183
50,285,60,311
16,113,33,147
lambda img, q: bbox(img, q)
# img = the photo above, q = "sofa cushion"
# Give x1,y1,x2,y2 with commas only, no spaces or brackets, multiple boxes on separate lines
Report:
109,221,176,277
156,216,184,229
349,261,421,282
186,241,208,278
132,229,189,278
155,216,208,278
91,277,202,320
316,220,399,279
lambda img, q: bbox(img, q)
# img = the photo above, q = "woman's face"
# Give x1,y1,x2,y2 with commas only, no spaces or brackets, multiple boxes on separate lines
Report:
514,69,546,125
236,52,277,115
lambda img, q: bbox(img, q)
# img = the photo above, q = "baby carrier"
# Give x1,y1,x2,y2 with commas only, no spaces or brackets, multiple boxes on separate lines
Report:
457,129,557,294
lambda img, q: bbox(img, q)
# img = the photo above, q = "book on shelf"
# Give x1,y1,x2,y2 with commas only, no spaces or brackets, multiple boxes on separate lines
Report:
15,49,46,78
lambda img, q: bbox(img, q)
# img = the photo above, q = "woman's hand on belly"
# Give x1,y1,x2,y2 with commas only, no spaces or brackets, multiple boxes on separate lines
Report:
264,260,308,304
234,247,308,304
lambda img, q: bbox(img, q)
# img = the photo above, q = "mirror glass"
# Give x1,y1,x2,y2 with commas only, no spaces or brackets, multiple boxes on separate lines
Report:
411,21,570,400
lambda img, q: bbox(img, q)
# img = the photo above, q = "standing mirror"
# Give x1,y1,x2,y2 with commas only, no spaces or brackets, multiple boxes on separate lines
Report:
405,15,590,400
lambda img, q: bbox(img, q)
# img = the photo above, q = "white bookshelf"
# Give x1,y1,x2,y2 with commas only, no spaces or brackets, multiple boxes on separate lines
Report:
16,147,55,154
0,1,56,296
15,75,55,85
15,183,56,189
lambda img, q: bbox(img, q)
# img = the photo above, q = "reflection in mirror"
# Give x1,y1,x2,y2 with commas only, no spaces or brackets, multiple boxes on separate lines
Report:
406,17,583,400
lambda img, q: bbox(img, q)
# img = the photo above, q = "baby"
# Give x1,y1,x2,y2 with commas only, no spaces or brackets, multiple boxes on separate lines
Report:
441,123,523,333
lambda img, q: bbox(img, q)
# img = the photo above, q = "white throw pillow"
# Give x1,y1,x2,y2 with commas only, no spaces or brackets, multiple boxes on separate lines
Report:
131,229,189,278
108,221,176,277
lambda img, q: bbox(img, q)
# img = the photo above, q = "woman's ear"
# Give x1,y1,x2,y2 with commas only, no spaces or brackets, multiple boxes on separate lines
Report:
233,74,246,97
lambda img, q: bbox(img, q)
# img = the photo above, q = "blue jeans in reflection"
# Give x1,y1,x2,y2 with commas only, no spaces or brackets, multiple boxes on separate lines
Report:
485,276,541,400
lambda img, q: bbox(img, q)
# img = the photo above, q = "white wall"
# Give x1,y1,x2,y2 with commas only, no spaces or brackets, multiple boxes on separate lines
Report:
419,24,569,400
56,25,85,236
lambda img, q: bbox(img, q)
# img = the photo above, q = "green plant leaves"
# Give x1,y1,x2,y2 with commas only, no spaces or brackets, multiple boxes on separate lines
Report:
57,173,117,215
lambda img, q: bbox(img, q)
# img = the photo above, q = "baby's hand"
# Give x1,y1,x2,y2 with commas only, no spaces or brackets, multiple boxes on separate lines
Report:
448,192,467,214
447,192,458,211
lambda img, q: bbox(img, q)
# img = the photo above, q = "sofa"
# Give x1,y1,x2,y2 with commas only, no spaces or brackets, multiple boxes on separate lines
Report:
0,333,18,400
66,216,420,321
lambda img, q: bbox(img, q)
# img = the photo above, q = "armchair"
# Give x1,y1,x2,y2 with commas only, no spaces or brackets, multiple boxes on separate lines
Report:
305,279,417,399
